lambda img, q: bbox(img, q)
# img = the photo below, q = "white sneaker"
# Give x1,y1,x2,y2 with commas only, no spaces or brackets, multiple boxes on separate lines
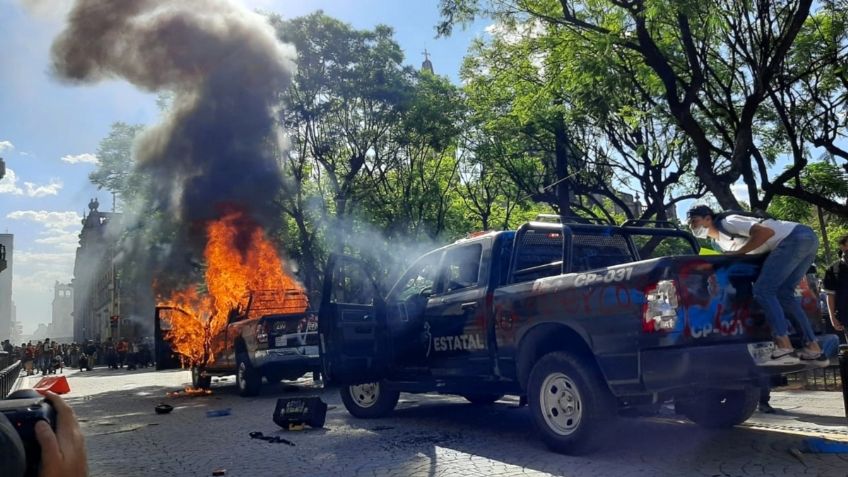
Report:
797,348,822,360
759,348,800,366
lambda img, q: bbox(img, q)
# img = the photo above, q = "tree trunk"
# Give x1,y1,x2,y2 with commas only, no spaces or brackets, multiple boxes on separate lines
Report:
553,119,572,217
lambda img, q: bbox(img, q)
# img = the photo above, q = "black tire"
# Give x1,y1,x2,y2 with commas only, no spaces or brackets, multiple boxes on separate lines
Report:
340,382,399,419
191,367,211,389
236,355,261,397
462,394,504,405
527,352,615,455
679,387,759,429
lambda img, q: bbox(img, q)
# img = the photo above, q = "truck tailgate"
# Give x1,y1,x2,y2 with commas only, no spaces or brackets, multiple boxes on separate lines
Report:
662,255,821,346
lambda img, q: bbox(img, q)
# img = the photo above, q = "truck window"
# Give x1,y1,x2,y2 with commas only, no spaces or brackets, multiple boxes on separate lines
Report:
512,231,563,283
332,261,377,305
630,234,697,259
392,252,442,301
571,233,633,272
441,244,482,293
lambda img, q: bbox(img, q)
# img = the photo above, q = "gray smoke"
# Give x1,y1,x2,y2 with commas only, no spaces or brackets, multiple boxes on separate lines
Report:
51,0,297,288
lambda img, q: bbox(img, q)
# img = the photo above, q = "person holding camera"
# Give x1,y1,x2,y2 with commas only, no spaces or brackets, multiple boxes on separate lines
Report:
0,392,87,477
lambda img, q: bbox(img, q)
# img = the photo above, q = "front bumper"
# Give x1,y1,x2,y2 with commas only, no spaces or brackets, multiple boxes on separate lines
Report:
254,345,320,369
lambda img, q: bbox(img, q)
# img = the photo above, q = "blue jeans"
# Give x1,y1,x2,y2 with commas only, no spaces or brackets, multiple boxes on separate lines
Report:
752,225,818,345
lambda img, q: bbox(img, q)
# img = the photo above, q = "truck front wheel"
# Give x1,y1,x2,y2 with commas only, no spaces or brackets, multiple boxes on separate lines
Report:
678,387,759,429
340,382,399,418
527,352,614,454
191,366,211,389
236,355,261,397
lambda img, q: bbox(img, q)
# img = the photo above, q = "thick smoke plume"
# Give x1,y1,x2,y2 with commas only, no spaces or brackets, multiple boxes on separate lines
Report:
51,0,297,288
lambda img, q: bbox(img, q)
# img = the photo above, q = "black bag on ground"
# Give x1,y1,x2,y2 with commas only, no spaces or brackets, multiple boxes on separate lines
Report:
273,396,327,429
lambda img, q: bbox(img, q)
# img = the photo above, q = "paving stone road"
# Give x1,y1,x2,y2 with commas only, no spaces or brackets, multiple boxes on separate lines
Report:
16,367,848,477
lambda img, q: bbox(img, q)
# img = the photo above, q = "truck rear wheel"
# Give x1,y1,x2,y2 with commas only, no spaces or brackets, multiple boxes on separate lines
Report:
236,355,261,397
678,387,759,429
340,382,399,418
527,352,614,455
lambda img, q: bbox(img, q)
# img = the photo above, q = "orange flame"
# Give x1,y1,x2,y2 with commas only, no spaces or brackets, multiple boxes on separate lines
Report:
157,207,307,368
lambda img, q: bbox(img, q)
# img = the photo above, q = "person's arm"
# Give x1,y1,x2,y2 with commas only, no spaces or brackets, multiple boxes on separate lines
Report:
35,392,87,477
725,224,775,256
826,293,844,331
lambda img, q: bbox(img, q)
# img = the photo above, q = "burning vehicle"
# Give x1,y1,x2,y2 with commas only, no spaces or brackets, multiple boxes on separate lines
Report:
155,208,320,397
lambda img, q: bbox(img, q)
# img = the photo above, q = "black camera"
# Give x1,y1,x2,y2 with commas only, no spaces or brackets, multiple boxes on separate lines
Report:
0,390,56,477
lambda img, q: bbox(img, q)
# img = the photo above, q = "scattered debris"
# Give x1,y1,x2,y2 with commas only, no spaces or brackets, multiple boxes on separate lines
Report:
802,437,848,454
155,404,174,415
205,408,232,418
249,431,295,446
166,387,213,398
212,469,227,476
91,423,159,437
370,426,394,432
788,448,806,466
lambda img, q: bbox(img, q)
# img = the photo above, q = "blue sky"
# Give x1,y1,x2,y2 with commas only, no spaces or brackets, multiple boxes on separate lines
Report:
0,0,487,334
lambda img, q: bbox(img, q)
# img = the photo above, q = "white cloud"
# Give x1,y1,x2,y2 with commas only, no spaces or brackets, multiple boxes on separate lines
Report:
19,0,74,21
23,179,63,197
13,252,76,296
6,210,82,230
1,169,64,197
34,229,79,252
60,153,98,165
0,140,13,153
0,168,24,195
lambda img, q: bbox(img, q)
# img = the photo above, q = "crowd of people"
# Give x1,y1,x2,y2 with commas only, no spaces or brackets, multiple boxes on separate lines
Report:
0,338,155,375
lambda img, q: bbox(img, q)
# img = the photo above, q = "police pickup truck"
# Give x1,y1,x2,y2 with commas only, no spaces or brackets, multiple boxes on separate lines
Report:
318,219,832,453
186,289,320,397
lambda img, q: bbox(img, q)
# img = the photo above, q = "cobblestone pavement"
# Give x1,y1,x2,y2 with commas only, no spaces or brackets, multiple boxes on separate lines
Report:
17,368,848,477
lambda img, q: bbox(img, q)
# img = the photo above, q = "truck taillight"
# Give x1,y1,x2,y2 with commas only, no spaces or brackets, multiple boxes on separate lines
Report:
256,322,270,343
642,280,679,333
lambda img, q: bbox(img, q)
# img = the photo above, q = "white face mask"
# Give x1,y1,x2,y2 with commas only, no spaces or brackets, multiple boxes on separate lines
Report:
691,225,709,239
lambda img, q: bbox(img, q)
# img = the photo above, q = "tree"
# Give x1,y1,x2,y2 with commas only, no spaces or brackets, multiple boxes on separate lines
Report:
458,10,703,223
439,0,846,214
273,12,415,258
89,122,146,204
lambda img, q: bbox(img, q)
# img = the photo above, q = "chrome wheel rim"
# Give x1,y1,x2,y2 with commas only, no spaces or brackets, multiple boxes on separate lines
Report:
349,382,380,408
540,372,583,435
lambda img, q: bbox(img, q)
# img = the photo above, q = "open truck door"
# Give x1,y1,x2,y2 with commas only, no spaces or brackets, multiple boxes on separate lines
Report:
154,306,183,371
318,255,390,385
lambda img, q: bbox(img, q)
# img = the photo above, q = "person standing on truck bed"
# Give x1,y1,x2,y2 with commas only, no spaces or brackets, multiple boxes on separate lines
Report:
686,205,822,365
823,234,848,339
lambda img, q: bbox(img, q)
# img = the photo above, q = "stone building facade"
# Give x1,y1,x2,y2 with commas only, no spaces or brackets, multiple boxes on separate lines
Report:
72,199,153,343
51,282,74,342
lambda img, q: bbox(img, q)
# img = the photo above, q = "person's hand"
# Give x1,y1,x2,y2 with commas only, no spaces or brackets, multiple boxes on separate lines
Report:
831,317,845,332
35,391,87,477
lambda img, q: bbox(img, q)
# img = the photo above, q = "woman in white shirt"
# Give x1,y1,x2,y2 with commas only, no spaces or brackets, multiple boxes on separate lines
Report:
686,205,822,365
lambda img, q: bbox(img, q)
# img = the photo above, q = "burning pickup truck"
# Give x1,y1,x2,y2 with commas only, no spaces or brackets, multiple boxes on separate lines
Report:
157,288,320,397
319,219,835,454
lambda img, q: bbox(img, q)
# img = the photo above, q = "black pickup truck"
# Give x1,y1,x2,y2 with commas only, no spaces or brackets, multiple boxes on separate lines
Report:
318,220,833,453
